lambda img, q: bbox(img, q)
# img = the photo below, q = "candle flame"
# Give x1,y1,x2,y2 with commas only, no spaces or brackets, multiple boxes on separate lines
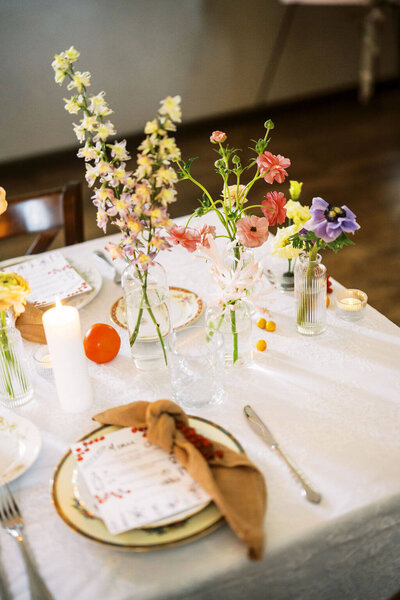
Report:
55,298,62,309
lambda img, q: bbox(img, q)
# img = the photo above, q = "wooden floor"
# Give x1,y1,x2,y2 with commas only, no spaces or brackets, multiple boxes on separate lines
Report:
1,84,399,325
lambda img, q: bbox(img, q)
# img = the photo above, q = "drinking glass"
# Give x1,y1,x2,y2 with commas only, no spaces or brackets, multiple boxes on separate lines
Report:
168,326,224,408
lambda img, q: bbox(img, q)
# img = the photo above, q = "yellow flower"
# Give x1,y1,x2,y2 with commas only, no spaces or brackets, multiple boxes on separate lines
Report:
159,96,182,123
222,184,247,207
285,200,311,226
155,166,177,188
0,187,7,215
65,46,80,63
271,224,302,259
144,119,160,135
0,273,31,316
289,180,303,202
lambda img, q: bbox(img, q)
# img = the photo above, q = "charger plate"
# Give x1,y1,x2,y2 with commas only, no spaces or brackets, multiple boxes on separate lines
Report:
110,287,203,332
51,416,243,551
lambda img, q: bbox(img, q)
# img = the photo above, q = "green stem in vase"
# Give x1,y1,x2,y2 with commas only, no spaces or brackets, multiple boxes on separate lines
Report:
0,310,15,397
129,266,168,366
296,244,319,326
230,244,241,364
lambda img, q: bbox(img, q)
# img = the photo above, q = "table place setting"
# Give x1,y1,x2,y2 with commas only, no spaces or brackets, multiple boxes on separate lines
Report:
0,44,399,600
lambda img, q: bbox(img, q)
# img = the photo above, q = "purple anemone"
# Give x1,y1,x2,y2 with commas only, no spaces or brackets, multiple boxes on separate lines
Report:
304,197,360,243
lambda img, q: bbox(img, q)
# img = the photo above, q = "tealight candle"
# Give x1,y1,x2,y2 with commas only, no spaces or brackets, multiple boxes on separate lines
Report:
335,289,368,321
42,300,93,412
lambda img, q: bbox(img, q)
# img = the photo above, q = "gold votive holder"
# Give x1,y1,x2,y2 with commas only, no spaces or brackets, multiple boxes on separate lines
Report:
335,289,368,321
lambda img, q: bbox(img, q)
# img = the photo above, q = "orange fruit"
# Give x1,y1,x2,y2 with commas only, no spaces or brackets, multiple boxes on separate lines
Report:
83,323,121,364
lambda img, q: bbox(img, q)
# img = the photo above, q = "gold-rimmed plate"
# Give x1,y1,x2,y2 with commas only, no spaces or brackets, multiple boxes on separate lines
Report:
51,416,243,551
110,287,203,333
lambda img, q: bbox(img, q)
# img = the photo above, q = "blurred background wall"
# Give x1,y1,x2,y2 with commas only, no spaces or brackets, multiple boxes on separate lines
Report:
0,0,398,163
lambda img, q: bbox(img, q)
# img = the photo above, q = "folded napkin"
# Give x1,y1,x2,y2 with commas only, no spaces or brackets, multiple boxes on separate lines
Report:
15,303,47,344
94,399,267,560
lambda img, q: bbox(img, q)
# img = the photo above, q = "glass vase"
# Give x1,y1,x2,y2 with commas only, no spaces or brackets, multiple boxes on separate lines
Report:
295,252,327,336
121,262,171,371
206,300,252,367
0,326,34,408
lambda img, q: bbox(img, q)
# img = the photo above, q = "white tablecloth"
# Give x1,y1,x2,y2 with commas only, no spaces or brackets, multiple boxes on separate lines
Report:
1,214,400,600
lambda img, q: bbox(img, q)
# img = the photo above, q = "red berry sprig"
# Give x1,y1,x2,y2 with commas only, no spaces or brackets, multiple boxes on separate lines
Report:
176,421,223,461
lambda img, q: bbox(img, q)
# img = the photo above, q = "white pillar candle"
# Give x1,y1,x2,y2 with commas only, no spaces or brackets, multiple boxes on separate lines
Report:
42,301,93,412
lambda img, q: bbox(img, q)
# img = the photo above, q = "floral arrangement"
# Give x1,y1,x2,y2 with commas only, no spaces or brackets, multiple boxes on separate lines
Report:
52,47,182,364
0,187,31,398
168,123,291,363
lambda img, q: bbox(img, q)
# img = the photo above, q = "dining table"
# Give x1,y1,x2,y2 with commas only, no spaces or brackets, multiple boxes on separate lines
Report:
1,212,399,600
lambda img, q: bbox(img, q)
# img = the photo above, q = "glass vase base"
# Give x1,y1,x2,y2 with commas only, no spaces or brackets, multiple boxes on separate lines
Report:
223,350,252,368
296,324,326,336
131,352,168,372
0,388,34,408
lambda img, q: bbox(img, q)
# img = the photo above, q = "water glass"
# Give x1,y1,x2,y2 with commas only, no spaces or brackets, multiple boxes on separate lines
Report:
168,326,224,409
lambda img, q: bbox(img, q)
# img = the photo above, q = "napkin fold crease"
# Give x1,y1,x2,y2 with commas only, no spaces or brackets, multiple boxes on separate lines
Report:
94,399,266,560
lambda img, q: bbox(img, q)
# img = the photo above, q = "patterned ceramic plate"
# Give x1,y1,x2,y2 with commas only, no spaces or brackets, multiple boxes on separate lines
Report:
0,409,42,484
51,416,243,551
110,287,203,332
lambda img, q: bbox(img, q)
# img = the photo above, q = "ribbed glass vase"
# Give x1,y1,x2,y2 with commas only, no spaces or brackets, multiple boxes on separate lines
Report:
0,326,34,408
294,252,327,336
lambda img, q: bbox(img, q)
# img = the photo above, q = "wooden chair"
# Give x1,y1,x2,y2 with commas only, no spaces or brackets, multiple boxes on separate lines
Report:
0,181,84,255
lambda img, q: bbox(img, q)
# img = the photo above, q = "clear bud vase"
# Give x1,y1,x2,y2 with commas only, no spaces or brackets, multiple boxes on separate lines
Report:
121,262,171,371
206,300,252,367
0,325,34,408
295,252,327,335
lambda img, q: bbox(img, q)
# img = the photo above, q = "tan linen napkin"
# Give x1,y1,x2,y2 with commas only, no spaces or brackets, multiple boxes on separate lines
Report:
94,399,267,560
15,303,47,344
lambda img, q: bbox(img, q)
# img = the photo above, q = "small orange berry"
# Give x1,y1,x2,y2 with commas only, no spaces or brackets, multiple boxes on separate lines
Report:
257,318,266,329
326,296,330,307
266,320,276,332
256,339,267,352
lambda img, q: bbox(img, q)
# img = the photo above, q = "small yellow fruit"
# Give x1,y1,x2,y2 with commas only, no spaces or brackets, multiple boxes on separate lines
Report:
266,321,276,332
257,318,267,329
256,339,267,352
326,296,330,307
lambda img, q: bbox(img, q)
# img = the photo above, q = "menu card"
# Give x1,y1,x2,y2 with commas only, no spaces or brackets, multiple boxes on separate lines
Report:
11,252,92,307
71,427,210,535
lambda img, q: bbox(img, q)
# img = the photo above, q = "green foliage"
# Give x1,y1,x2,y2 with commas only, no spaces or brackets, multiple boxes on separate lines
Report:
290,230,355,254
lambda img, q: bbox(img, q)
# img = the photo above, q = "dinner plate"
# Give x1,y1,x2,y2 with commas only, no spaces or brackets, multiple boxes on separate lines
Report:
51,416,243,551
110,287,204,331
66,259,102,310
0,255,102,310
0,410,42,484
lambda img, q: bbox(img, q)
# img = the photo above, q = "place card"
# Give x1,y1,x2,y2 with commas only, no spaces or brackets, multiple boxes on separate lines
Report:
71,427,210,535
11,252,92,307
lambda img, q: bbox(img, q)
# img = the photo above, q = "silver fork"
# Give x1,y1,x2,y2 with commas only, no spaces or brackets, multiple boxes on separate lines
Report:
0,484,53,600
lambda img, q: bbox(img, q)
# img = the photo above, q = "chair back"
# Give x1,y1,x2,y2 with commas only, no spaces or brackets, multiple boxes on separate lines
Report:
0,181,84,255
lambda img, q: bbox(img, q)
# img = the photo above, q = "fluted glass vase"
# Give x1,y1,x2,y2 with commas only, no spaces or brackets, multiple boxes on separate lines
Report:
295,252,327,336
122,262,171,371
0,325,34,408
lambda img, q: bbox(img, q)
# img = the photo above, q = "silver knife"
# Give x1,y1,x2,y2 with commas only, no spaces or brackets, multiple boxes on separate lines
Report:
0,543,12,600
244,405,322,504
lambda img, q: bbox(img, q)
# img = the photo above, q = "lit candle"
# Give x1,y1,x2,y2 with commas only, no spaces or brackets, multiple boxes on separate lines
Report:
42,300,93,412
335,289,367,321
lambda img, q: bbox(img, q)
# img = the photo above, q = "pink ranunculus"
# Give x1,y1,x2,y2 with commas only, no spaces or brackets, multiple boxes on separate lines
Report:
236,215,269,248
167,225,201,253
210,131,227,144
256,151,291,185
199,224,216,248
261,191,287,226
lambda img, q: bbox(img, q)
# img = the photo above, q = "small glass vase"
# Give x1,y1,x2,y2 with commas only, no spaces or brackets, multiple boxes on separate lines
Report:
0,325,34,408
295,252,327,336
265,259,295,292
206,300,252,367
121,262,171,371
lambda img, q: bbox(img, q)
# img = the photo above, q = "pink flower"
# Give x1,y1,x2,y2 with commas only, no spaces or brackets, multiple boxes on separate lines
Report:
167,225,201,253
199,224,216,248
261,191,287,226
256,151,291,184
210,131,227,144
236,215,269,248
